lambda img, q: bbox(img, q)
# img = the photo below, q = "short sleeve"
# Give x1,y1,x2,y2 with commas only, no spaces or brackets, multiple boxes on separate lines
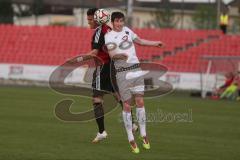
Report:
92,27,104,49
102,24,111,34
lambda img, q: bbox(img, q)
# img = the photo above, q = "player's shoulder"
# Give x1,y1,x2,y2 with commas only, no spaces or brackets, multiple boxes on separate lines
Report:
105,29,114,38
123,26,134,35
123,26,130,30
102,24,112,34
102,24,111,30
94,25,102,34
123,26,132,32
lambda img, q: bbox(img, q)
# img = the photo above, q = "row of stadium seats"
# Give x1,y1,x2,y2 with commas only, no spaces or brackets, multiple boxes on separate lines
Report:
0,25,223,69
157,35,240,72
0,25,219,64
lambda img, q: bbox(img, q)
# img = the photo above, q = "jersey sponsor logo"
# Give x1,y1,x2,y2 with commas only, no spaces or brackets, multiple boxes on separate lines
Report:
119,40,132,50
122,35,128,41
9,65,24,76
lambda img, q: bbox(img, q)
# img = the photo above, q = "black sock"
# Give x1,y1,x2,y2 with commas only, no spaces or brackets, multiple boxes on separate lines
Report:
119,100,135,124
93,103,105,134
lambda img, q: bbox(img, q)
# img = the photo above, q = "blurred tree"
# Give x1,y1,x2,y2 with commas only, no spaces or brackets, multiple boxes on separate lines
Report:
158,7,176,28
192,5,217,29
231,17,240,33
14,4,32,17
32,0,45,25
32,0,45,15
0,0,14,24
145,7,176,28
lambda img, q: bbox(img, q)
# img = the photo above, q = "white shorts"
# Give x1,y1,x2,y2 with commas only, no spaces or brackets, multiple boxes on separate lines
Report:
116,67,146,102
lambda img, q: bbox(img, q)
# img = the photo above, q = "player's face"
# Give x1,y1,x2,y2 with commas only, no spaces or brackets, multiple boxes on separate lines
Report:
87,15,98,29
112,18,124,32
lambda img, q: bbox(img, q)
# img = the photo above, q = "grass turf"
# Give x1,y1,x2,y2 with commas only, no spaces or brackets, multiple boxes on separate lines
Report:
0,86,240,160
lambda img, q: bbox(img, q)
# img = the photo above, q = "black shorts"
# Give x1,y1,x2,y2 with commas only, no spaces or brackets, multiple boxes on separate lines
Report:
92,62,118,97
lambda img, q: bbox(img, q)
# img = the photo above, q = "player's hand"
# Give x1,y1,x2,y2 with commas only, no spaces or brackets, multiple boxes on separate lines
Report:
156,41,164,48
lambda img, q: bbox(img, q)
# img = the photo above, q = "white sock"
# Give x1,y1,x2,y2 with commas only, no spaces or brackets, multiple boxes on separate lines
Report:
136,107,146,137
122,111,134,142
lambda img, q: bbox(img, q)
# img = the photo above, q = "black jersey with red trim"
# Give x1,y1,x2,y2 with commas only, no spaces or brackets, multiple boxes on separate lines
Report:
92,24,111,64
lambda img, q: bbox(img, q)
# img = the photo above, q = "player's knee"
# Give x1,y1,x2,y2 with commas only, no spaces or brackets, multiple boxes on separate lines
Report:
123,101,131,112
93,97,103,103
135,97,144,107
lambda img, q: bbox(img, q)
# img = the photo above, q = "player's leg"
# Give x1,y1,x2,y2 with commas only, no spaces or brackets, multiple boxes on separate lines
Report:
135,94,150,150
92,96,108,143
117,72,139,153
110,61,138,132
115,95,138,133
91,66,107,143
93,96,105,131
122,99,139,154
132,71,150,150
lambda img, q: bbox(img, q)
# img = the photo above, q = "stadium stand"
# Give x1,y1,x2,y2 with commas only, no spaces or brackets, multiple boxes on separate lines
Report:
1,24,235,74
134,28,220,61
0,25,92,65
157,35,240,73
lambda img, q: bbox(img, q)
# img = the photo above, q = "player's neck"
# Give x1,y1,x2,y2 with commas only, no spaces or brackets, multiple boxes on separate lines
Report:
113,28,123,32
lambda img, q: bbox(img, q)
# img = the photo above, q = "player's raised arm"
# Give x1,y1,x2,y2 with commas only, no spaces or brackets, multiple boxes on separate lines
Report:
86,49,99,56
67,49,99,63
79,49,99,61
133,37,163,47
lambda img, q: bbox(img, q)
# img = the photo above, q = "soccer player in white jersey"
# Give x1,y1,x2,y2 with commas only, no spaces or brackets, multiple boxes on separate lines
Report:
104,12,163,153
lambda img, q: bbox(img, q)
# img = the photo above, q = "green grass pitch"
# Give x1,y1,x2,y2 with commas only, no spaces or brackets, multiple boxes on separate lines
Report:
0,86,240,160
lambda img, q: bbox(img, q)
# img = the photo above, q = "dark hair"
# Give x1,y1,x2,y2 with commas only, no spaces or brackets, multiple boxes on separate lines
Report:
87,8,98,16
111,12,125,22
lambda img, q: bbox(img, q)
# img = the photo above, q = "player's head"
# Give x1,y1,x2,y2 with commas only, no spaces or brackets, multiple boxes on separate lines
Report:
87,8,98,29
111,12,125,32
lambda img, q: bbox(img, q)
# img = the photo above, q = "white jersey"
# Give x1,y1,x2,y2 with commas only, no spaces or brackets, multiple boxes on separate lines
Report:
104,26,139,64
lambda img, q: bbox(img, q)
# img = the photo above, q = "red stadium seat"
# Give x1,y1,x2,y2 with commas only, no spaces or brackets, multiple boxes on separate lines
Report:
1,24,237,72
